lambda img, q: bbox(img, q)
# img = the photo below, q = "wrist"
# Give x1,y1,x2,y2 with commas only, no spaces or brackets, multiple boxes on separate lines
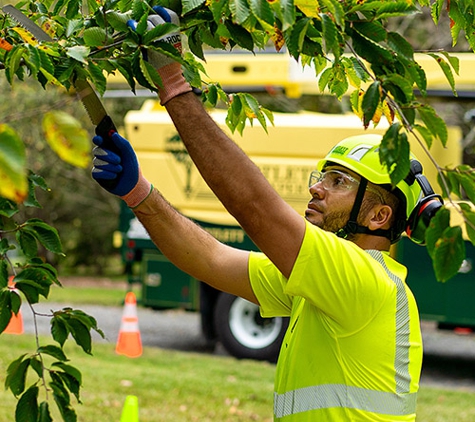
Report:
121,172,152,208
157,62,192,105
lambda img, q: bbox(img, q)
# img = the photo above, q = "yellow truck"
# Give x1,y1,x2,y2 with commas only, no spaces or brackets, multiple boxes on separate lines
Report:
116,51,474,361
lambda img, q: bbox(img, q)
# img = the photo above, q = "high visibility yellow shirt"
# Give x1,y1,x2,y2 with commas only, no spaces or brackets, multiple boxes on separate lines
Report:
249,220,423,421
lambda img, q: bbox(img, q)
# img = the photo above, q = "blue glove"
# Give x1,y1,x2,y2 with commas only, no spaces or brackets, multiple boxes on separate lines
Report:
92,132,139,197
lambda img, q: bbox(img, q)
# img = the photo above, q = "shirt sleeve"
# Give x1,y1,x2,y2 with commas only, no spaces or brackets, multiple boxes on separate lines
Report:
248,251,293,317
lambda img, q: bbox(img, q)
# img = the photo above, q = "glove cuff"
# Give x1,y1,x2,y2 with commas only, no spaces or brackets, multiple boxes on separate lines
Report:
158,62,192,105
121,171,153,208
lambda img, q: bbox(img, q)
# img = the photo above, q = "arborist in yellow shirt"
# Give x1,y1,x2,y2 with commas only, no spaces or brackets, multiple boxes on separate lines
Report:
91,7,444,421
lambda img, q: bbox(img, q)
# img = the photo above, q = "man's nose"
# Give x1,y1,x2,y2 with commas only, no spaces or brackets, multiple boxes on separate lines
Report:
309,180,325,197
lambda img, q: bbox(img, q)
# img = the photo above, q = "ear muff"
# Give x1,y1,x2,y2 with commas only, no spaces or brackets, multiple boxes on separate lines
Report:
404,160,444,245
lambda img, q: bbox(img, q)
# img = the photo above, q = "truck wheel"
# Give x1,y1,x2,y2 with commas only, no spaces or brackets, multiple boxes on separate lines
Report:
214,293,288,362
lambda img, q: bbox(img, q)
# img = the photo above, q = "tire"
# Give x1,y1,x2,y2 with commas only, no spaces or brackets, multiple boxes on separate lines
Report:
214,293,289,362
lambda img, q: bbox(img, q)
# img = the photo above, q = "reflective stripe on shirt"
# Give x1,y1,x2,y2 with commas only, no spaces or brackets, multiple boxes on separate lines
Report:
274,250,416,418
366,250,412,394
274,385,417,417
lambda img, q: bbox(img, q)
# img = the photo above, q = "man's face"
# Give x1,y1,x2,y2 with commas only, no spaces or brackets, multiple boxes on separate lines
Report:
304,165,360,232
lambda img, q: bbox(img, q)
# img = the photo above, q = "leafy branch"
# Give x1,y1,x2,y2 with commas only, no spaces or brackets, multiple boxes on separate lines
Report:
1,173,104,421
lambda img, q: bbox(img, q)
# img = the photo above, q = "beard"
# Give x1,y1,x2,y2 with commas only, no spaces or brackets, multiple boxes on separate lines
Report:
305,209,351,233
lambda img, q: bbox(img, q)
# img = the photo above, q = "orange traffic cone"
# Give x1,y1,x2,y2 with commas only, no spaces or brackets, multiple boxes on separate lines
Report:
5,278,24,335
116,292,142,358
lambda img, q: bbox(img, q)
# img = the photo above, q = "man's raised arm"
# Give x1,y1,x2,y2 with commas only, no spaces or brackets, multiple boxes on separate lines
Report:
164,92,305,278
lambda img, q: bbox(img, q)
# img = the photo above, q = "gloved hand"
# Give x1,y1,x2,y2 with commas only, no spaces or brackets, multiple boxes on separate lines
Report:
128,6,191,104
92,132,152,208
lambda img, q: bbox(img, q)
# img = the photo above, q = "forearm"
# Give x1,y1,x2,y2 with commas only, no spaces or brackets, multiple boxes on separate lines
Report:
132,188,257,302
165,94,278,230
164,92,305,277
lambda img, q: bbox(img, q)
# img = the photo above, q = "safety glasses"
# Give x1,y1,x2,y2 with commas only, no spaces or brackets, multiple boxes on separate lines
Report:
309,169,386,204
308,169,360,191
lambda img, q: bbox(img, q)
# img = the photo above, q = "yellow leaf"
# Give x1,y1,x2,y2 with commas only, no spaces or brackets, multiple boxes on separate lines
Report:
0,124,28,203
11,27,38,46
42,111,90,168
294,0,320,18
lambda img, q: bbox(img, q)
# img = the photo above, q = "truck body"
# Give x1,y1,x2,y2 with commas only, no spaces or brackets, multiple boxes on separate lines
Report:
115,52,475,361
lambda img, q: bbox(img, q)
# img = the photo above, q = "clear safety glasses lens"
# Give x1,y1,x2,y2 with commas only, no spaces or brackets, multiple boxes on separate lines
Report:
308,170,360,191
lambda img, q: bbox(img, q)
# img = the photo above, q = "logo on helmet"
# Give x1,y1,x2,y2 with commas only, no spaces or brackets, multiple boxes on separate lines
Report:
331,145,348,155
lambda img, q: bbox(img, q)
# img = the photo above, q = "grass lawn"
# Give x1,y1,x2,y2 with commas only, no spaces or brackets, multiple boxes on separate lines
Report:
1,334,475,421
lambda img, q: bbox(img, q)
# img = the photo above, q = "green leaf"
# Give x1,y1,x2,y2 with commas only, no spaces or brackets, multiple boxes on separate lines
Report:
224,21,254,51
0,260,8,288
16,230,38,259
106,10,132,32
182,0,206,14
0,124,27,203
431,0,444,23
83,27,111,47
351,31,394,74
432,226,466,282
417,104,448,147
87,62,108,96
428,53,457,96
53,370,81,402
38,344,68,361
0,198,19,217
249,0,275,32
400,56,427,96
270,0,295,31
229,0,251,25
15,386,39,422
38,402,53,422
139,56,163,88
15,280,40,304
68,318,93,354
321,13,340,57
426,207,451,259
362,81,381,128
24,45,41,75
387,31,414,60
66,46,90,64
42,111,90,169
65,19,83,37
6,354,30,396
380,123,411,185
51,315,69,347
22,219,63,255
382,74,414,104
30,356,43,379
52,363,82,385
352,21,387,43
6,45,27,84
319,0,345,27
143,23,178,45
52,388,77,422
459,203,475,246
10,289,21,315
0,290,13,334
458,173,475,204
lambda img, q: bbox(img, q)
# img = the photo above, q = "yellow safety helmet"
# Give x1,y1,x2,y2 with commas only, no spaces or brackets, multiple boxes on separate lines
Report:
317,134,442,244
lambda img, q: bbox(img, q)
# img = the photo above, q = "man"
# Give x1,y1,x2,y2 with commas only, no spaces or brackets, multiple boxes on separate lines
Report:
91,7,426,421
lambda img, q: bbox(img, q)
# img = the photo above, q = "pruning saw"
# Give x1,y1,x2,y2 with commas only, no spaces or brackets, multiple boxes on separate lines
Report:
2,4,120,188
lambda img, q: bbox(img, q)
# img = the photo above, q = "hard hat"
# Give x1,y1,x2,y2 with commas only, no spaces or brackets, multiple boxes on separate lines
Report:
317,134,421,220
317,134,443,244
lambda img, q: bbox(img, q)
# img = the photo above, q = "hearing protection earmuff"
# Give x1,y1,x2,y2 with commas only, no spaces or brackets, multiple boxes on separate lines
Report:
404,160,444,245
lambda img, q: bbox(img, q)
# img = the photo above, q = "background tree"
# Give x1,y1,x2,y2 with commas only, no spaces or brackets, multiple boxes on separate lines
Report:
1,0,475,420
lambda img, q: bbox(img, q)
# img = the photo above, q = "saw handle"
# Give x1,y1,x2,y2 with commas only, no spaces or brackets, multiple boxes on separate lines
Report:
95,115,121,191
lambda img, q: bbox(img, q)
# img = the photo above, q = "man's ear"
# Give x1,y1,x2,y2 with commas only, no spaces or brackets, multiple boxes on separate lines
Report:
367,204,393,230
